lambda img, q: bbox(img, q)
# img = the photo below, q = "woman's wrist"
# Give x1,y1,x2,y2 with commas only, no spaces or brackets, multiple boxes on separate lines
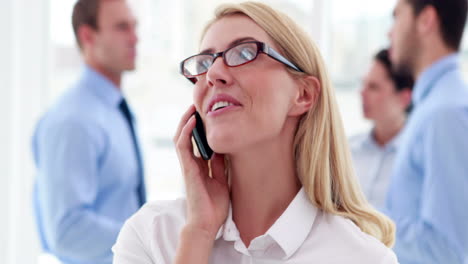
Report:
181,223,218,243
174,225,217,264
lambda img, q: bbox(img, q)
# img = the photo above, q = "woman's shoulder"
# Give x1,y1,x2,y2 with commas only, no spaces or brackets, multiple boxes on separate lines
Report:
113,199,188,263
309,211,398,263
127,198,188,234
139,198,188,219
348,131,372,153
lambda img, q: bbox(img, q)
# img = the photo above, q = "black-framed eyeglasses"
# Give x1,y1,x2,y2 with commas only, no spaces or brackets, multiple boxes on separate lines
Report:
180,41,303,84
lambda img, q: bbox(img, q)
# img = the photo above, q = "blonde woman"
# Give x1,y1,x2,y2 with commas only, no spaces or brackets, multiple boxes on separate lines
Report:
113,2,397,263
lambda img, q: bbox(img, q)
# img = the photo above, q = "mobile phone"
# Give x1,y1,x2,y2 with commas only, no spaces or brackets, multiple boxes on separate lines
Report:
192,111,214,160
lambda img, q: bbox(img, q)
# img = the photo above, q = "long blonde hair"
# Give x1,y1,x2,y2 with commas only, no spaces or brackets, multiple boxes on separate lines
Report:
201,1,395,247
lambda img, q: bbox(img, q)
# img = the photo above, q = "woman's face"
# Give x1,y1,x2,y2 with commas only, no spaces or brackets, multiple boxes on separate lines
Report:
360,60,407,122
194,15,302,154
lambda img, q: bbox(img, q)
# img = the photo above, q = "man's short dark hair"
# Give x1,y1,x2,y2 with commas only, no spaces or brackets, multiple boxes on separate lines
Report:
406,0,468,51
375,49,414,92
72,0,101,49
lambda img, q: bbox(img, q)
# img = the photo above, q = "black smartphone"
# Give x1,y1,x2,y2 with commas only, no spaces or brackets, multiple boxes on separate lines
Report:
192,112,214,160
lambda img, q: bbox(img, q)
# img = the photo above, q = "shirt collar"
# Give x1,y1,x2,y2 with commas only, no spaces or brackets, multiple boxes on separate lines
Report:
413,53,459,105
365,129,402,151
216,187,317,259
79,64,123,108
362,131,376,149
266,188,317,259
389,130,403,150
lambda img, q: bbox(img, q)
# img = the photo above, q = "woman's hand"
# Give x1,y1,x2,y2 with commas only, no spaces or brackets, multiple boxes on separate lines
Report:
173,105,230,239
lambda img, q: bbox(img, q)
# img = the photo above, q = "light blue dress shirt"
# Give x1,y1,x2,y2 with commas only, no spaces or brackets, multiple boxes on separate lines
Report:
349,130,402,210
386,54,468,264
32,65,144,264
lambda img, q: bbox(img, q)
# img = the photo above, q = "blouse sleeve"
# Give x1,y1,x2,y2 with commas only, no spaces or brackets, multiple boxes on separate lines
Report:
380,250,399,264
112,215,154,264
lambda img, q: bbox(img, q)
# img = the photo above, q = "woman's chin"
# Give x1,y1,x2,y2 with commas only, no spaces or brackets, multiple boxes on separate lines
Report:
209,142,233,154
208,138,241,154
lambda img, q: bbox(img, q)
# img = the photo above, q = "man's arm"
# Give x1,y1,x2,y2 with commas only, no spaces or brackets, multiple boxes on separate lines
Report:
34,118,122,262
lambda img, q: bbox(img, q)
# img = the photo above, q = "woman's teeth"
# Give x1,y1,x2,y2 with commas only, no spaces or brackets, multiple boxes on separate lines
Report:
212,101,234,112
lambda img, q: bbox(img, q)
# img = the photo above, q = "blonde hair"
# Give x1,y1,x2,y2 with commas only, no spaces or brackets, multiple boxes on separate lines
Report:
201,1,395,247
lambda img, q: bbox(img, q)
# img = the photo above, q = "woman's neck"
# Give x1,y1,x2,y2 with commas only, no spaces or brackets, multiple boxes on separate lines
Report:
373,115,405,146
228,125,301,247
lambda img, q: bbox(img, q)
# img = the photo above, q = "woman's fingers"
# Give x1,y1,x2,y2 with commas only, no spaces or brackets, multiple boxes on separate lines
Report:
173,105,196,144
175,114,196,161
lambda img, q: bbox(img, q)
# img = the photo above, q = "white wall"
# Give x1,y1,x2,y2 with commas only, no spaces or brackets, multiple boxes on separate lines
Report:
1,0,51,263
0,0,14,261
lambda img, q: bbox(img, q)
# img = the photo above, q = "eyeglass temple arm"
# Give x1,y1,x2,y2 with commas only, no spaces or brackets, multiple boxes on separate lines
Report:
263,43,303,72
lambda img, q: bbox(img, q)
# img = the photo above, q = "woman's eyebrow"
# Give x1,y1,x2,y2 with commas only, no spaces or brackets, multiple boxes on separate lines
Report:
199,37,258,54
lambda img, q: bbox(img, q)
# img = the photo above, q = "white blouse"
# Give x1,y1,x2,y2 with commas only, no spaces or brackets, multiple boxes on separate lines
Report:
113,188,398,264
349,131,402,210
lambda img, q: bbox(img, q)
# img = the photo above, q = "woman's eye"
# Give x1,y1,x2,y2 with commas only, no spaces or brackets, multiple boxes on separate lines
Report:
201,60,211,69
240,49,255,60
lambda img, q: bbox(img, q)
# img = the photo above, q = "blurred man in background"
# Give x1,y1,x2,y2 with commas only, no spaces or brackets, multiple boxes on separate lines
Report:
32,0,146,263
350,49,413,210
387,0,468,263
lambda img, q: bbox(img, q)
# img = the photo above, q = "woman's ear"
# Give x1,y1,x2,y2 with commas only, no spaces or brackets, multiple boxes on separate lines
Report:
289,75,321,117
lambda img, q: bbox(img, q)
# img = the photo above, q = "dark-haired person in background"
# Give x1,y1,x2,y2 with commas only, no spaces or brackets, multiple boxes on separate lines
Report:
387,0,468,263
32,0,145,263
350,49,413,210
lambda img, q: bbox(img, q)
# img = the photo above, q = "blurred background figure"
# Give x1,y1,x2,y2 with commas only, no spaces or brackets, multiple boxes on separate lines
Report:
31,0,146,264
349,48,413,209
387,0,468,263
